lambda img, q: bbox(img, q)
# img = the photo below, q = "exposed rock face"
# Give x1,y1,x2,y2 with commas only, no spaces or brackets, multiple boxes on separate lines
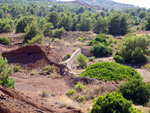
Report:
2,45,62,70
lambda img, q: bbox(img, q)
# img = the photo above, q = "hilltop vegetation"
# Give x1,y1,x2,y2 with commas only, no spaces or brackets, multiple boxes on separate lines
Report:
80,62,142,81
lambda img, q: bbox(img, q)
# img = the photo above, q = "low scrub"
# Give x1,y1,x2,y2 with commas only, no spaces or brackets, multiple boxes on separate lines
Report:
119,79,150,105
62,53,71,61
80,62,142,81
65,89,76,97
74,82,84,92
90,92,141,113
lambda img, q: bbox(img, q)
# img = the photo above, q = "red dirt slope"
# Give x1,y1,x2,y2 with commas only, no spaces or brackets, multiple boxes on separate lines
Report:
0,85,81,113
2,44,62,70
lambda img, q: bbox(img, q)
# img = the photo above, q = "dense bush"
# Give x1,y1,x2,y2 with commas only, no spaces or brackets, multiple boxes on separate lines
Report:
76,54,88,68
0,36,10,45
23,21,40,44
80,62,142,81
119,79,150,105
43,22,54,37
116,35,150,64
113,55,125,63
87,34,109,46
52,27,66,39
90,92,139,113
0,54,15,89
3,24,12,33
90,44,113,57
28,34,43,44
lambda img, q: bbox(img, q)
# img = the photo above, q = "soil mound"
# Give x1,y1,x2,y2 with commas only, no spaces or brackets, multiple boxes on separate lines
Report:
0,85,81,113
2,45,62,70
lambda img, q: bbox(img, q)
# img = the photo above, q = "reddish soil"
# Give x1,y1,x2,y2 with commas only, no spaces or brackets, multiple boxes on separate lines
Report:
2,44,62,70
0,33,24,45
0,85,81,113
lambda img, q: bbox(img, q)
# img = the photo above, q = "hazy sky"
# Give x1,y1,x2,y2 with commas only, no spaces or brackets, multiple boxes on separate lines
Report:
58,0,150,9
113,0,150,8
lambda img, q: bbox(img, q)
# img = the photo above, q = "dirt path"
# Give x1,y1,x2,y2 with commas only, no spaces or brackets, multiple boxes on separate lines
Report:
136,69,150,82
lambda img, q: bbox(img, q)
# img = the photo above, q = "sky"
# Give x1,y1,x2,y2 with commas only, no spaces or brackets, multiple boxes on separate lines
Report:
113,0,150,9
58,0,150,9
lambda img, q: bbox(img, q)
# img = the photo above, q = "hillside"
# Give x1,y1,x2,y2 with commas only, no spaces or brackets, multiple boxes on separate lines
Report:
78,0,136,10
0,0,136,10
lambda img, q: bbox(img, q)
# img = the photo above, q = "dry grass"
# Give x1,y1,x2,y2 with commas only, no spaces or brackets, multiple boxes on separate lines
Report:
56,95,92,113
133,105,150,113
80,83,118,100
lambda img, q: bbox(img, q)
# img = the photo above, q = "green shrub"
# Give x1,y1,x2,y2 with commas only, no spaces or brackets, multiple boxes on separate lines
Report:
88,56,95,61
119,79,150,105
0,36,10,45
0,54,15,89
109,36,114,43
76,54,88,68
116,35,150,64
78,95,86,103
62,53,71,61
110,44,114,47
96,34,107,38
113,55,125,63
90,92,139,113
3,24,12,33
52,27,66,39
28,34,43,44
14,66,20,72
77,37,82,41
75,82,84,92
80,62,142,81
114,40,118,44
90,44,113,57
65,89,76,97
87,34,109,46
23,21,40,44
87,36,109,46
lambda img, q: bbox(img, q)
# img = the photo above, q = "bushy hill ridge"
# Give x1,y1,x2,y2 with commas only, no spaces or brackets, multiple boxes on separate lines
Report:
0,0,136,10
79,0,136,10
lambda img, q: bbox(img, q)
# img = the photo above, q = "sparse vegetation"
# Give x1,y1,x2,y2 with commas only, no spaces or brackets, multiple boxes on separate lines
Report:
88,56,95,61
14,66,20,72
62,53,71,61
80,62,142,81
77,95,86,103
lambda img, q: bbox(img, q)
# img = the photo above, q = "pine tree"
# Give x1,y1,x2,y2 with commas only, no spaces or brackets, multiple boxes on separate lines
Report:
0,54,15,89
